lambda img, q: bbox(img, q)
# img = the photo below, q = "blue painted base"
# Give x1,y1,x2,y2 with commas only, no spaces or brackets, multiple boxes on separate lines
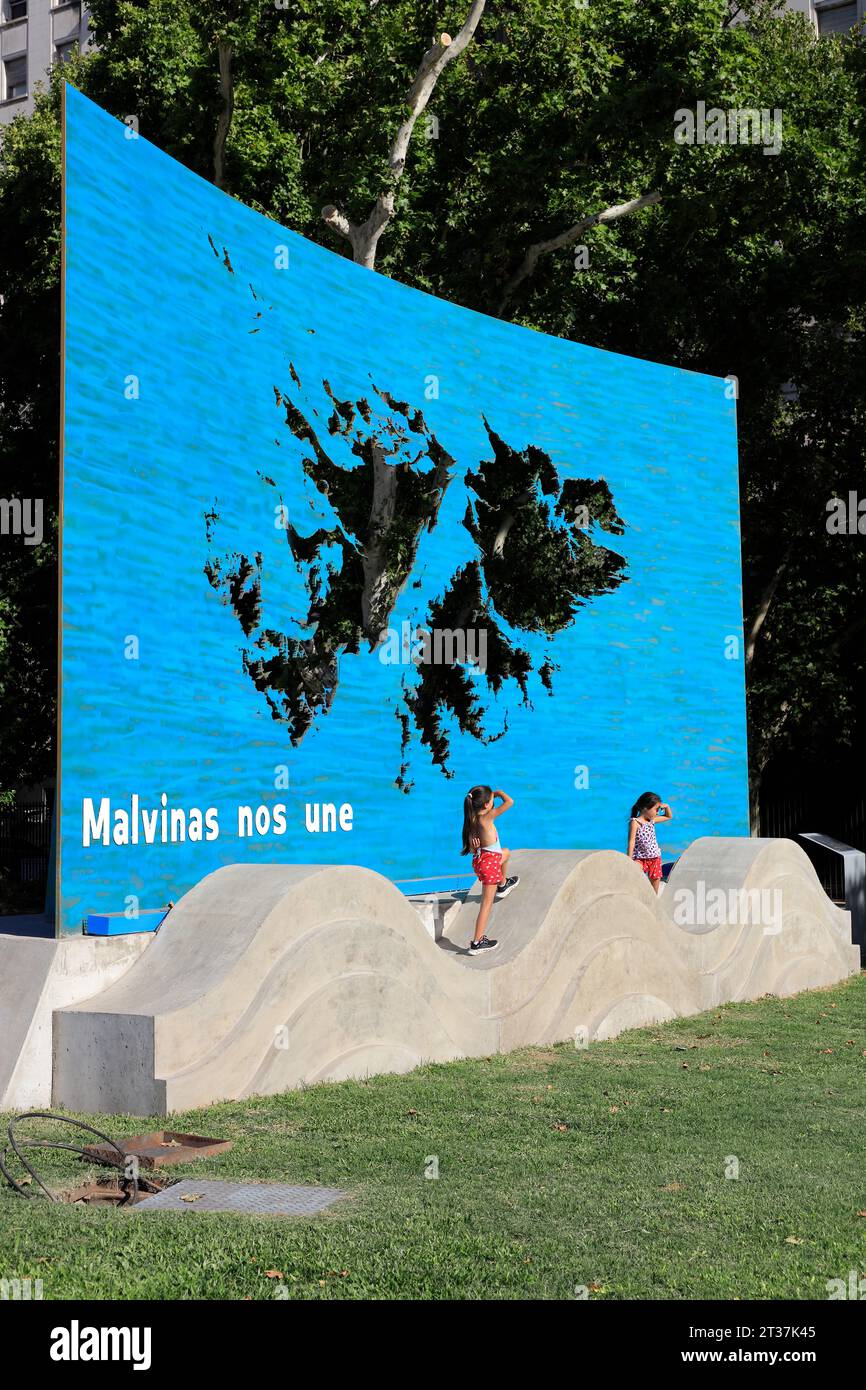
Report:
85,908,169,936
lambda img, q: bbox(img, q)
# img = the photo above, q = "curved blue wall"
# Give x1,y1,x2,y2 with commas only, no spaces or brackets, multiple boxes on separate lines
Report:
59,85,748,936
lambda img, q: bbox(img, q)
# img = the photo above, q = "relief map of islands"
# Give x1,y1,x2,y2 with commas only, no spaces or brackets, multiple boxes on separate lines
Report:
59,87,748,935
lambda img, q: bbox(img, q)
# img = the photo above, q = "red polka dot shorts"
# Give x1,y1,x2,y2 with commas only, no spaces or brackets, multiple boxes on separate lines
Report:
473,849,503,885
635,855,662,881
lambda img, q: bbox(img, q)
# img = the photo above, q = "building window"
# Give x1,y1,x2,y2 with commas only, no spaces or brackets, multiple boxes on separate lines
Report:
816,1,859,35
3,54,27,100
8,0,28,20
54,39,78,64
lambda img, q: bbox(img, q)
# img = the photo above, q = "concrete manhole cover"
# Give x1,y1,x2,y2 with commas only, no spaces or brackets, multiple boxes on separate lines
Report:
134,1179,346,1217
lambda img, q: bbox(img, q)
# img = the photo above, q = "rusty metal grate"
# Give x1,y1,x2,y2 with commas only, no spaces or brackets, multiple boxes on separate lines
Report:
82,1130,233,1169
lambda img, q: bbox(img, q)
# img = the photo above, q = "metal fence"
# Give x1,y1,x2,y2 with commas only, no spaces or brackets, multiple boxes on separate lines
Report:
759,789,865,903
0,803,52,887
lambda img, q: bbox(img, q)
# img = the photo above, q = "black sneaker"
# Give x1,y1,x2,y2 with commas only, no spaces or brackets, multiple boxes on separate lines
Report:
495,875,520,900
469,936,499,953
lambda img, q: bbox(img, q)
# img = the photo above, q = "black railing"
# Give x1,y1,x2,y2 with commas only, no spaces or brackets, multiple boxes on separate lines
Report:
0,803,52,888
759,790,865,902
798,832,865,961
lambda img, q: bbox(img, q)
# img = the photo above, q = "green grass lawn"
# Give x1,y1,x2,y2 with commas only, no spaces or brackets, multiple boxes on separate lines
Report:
1,974,865,1300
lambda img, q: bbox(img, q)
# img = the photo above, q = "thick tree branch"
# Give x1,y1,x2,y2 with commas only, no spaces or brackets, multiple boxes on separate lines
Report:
744,550,790,671
213,41,234,190
322,1,486,269
497,191,662,315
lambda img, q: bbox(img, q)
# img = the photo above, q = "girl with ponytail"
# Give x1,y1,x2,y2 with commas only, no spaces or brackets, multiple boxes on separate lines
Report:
461,785,519,953
626,791,673,894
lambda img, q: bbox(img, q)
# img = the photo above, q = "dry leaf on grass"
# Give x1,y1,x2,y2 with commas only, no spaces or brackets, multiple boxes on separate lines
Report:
785,1236,804,1245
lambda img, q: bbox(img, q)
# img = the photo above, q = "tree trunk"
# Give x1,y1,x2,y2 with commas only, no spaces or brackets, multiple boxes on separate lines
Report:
213,42,234,189
744,551,789,671
321,3,487,270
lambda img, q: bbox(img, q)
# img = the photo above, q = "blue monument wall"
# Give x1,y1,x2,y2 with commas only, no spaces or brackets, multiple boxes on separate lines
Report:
58,85,748,936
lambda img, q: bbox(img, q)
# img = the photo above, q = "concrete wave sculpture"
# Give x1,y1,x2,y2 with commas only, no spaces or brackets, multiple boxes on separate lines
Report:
52,840,859,1116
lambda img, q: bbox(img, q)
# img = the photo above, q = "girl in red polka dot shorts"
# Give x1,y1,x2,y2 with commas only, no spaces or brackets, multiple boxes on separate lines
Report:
461,785,520,954
627,791,673,895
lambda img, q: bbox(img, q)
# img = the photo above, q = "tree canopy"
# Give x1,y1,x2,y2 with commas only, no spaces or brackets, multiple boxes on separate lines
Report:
1,0,864,820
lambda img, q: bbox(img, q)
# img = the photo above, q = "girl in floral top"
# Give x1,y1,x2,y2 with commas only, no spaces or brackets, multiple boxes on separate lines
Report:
626,791,673,894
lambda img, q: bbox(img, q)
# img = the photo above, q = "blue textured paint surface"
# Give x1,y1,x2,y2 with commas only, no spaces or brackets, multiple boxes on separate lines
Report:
85,910,167,936
59,87,748,937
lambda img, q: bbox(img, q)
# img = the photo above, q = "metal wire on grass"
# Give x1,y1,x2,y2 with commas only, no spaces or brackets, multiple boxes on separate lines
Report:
0,1111,140,1204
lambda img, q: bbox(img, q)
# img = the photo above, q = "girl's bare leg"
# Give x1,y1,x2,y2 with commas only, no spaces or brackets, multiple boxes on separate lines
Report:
473,882,498,942
651,877,661,895
498,847,510,886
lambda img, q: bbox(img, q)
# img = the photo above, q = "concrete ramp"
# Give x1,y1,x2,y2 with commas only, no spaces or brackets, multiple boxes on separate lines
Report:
53,841,860,1115
442,840,859,1048
0,931,151,1109
53,864,498,1115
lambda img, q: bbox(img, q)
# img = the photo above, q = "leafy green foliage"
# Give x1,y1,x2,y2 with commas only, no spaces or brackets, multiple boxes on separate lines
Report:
0,85,62,791
464,422,627,635
1,0,864,803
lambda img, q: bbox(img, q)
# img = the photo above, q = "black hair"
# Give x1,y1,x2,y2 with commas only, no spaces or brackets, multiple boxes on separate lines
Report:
461,785,493,855
630,791,661,819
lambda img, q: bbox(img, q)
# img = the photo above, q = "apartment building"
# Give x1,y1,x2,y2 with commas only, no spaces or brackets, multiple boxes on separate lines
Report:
0,0,91,131
785,0,866,31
